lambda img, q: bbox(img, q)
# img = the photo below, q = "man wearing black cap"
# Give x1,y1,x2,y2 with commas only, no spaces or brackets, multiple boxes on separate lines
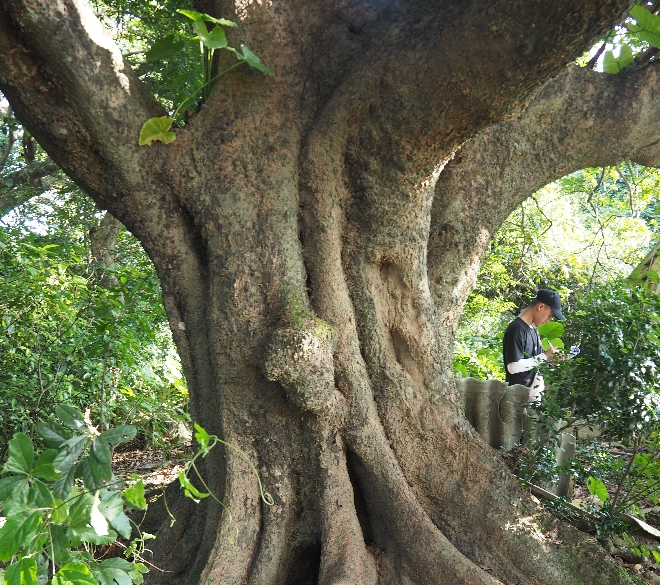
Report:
502,289,565,402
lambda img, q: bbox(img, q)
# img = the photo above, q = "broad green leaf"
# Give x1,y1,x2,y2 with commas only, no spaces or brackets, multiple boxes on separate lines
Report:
651,550,660,563
49,525,72,565
4,557,37,585
194,424,209,449
110,511,132,539
537,322,565,339
98,559,133,572
53,436,87,474
139,117,176,146
547,337,565,350
0,512,42,562
586,476,609,503
192,20,228,49
31,479,55,508
56,405,86,431
88,453,113,484
33,449,60,481
92,561,133,585
98,426,136,445
53,465,76,500
237,44,275,74
603,45,634,74
145,36,187,61
79,457,109,491
0,476,29,501
98,492,123,522
68,527,117,547
53,563,97,585
122,481,146,510
37,421,71,449
91,439,111,464
4,433,34,475
629,6,660,48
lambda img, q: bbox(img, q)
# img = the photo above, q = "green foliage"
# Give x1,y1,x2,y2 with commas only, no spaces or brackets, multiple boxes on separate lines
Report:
138,8,274,146
542,281,659,437
0,408,148,585
627,5,660,50
0,196,188,454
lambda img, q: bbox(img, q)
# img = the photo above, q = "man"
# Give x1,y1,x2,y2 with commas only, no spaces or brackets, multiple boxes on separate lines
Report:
502,289,565,402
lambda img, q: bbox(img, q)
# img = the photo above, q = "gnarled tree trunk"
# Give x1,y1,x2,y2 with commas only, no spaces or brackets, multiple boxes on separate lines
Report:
0,1,657,583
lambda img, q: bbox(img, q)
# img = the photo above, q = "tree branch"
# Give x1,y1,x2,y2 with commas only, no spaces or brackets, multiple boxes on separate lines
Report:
428,63,660,328
0,0,164,211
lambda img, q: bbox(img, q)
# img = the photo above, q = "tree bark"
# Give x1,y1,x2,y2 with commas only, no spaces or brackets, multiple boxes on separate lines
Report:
429,62,660,333
0,1,650,583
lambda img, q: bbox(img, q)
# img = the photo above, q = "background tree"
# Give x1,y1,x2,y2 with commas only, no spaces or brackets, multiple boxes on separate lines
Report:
0,1,659,584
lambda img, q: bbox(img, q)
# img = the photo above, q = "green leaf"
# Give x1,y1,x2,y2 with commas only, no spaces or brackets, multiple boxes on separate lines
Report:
53,465,76,500
651,549,660,563
33,449,60,481
603,45,634,74
177,471,210,502
537,322,565,339
237,44,274,74
192,21,228,50
0,512,42,563
37,421,71,449
31,479,55,507
0,476,29,501
98,426,136,445
194,424,209,449
91,439,111,464
53,436,87,474
49,525,72,564
79,457,109,491
138,117,176,147
4,433,34,475
586,476,609,503
122,481,146,510
110,512,132,539
92,559,133,585
53,563,97,585
5,557,37,585
145,36,187,61
98,491,123,523
629,6,660,48
56,405,86,431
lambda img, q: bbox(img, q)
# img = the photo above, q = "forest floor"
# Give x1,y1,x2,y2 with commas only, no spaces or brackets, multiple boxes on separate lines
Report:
111,442,660,584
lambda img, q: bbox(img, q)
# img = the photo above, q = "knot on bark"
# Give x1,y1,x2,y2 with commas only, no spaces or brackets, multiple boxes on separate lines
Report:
262,326,338,414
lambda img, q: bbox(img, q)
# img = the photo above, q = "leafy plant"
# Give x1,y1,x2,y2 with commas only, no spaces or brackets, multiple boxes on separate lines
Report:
0,405,149,585
167,423,274,543
139,10,274,146
542,280,659,437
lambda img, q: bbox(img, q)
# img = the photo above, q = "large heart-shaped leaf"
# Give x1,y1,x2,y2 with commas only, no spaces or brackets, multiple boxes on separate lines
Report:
236,44,274,75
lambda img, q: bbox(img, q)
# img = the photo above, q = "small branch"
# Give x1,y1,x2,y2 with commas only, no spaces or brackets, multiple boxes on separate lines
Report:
0,105,16,172
587,43,607,70
610,434,641,512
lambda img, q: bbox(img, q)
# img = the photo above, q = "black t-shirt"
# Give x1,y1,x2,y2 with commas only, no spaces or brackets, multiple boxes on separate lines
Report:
502,317,543,387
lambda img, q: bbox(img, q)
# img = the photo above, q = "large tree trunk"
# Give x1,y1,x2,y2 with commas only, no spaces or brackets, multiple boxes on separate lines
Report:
0,1,655,583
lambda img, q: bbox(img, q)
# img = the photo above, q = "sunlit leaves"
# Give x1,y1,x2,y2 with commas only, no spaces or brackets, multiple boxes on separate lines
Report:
628,5,660,49
603,44,633,74
587,476,609,502
236,45,275,75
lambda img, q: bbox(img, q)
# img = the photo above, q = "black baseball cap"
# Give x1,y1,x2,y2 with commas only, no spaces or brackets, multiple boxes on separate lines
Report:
534,289,565,320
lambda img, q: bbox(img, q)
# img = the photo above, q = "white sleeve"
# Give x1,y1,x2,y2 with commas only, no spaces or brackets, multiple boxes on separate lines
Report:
506,353,547,374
